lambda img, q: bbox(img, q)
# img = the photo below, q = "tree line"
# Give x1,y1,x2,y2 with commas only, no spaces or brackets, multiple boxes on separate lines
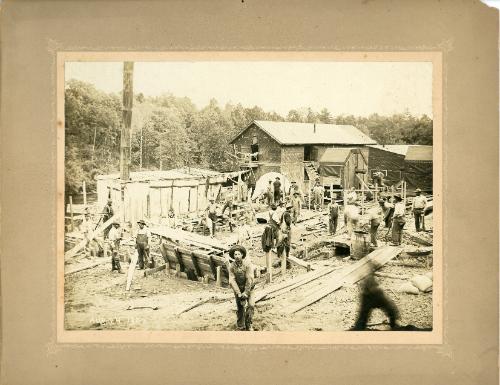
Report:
65,79,433,195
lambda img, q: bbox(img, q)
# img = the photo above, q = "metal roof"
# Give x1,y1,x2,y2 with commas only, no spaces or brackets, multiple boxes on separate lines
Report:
368,145,433,161
319,148,352,164
405,145,433,161
231,120,377,145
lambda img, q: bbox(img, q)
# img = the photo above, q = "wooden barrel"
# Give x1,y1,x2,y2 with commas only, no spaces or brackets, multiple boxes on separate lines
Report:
351,230,370,260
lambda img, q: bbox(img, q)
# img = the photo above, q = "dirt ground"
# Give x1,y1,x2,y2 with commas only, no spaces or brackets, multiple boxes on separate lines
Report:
65,239,433,332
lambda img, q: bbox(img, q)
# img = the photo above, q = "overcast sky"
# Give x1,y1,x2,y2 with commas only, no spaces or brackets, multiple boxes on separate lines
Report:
65,61,433,118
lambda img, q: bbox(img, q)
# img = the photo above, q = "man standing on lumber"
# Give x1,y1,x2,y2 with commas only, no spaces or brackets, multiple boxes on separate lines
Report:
228,245,255,331
135,219,151,269
205,197,218,238
390,195,406,246
222,194,236,232
327,198,339,235
350,264,400,331
101,199,114,239
411,188,427,232
108,222,124,273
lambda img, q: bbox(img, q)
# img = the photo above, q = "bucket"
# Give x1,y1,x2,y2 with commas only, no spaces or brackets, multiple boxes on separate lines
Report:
351,230,370,260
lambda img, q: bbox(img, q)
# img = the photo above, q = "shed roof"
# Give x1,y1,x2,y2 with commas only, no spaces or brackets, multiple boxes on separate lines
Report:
368,144,433,161
405,145,433,161
319,148,352,164
231,120,377,145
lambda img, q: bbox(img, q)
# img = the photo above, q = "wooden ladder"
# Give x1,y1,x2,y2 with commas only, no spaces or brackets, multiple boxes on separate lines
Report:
304,162,319,182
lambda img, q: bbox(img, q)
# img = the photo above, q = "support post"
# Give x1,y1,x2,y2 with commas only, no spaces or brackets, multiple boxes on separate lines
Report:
120,61,134,182
175,263,181,278
266,251,273,283
308,179,311,211
69,195,74,231
374,182,378,202
216,266,222,287
82,181,87,206
361,182,365,214
281,250,287,276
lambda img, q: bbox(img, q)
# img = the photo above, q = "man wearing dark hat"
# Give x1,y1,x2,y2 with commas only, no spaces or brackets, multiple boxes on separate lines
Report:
107,222,124,273
228,245,255,331
205,197,218,237
135,219,151,269
273,177,282,203
411,188,427,232
277,203,293,271
101,198,114,239
391,195,406,245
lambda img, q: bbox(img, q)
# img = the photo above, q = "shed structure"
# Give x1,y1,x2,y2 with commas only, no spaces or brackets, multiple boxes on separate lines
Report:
95,168,246,226
318,148,369,188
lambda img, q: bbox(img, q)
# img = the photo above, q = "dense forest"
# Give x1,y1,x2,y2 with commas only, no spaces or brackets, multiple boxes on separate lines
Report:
65,79,433,195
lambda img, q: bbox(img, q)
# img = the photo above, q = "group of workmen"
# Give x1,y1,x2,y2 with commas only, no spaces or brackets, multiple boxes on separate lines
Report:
81,198,154,274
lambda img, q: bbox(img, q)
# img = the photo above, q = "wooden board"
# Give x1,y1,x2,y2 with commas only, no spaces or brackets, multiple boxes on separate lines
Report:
284,245,404,314
126,250,139,291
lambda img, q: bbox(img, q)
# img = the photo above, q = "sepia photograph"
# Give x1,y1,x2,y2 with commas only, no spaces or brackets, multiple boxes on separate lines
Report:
59,52,441,342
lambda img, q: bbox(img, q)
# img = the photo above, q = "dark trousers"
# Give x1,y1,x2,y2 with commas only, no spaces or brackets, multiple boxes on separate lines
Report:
413,208,423,231
370,220,380,246
110,241,122,271
329,216,338,235
274,191,281,203
391,218,405,245
234,291,255,330
353,291,399,330
137,243,149,269
208,212,217,235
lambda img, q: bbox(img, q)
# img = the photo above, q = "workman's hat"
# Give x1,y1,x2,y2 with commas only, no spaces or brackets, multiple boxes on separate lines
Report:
415,188,422,193
270,203,277,209
137,219,146,226
286,203,293,209
394,195,403,202
228,244,247,259
209,196,215,201
112,221,120,226
291,181,296,184
293,191,299,196
275,177,280,180
107,198,112,203
378,199,386,204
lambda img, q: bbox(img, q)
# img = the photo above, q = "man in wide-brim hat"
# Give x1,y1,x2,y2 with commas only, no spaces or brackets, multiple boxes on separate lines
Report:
135,219,152,269
108,222,124,273
227,245,255,331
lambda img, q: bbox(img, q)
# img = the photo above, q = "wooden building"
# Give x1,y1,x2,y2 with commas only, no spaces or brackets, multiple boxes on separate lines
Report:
230,120,377,191
95,168,246,226
368,145,433,193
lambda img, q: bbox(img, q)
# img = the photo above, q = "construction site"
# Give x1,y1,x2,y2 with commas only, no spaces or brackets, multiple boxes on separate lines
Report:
64,62,435,332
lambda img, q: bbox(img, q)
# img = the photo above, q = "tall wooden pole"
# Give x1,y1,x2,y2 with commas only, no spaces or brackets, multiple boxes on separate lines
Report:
120,62,134,224
120,61,134,181
82,181,87,206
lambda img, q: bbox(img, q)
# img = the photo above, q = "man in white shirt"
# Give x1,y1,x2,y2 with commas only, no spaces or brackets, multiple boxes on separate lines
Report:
107,222,124,273
135,219,151,269
347,186,358,205
312,180,324,211
391,196,406,245
411,188,427,232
